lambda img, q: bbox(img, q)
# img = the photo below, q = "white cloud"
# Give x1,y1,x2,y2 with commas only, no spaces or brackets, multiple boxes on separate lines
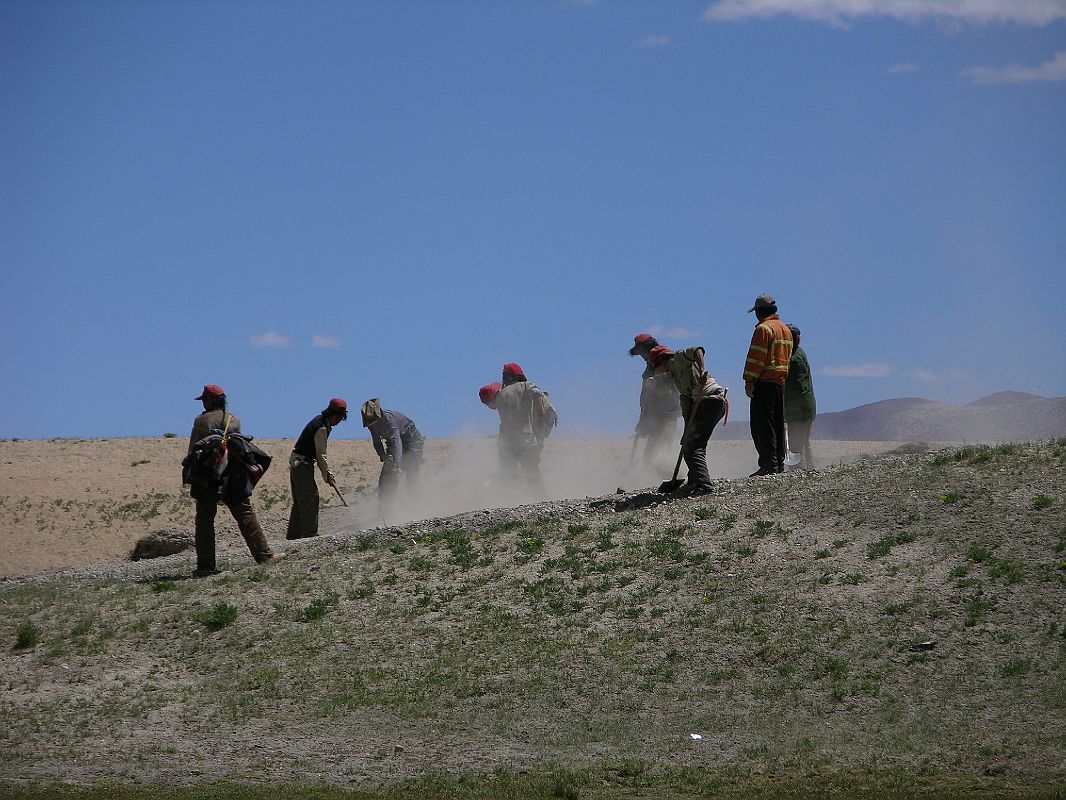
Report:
909,367,971,383
962,50,1066,84
887,62,921,74
249,331,294,349
821,362,893,378
311,335,342,349
701,1,1066,28
638,34,673,48
647,324,703,339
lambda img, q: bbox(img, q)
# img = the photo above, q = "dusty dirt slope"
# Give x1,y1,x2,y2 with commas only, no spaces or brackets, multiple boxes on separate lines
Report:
0,439,1063,793
0,437,903,578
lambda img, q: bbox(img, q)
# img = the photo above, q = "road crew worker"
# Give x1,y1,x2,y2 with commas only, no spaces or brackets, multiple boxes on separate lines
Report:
186,384,278,576
743,294,794,476
648,346,728,496
630,333,681,468
360,399,425,517
287,398,347,539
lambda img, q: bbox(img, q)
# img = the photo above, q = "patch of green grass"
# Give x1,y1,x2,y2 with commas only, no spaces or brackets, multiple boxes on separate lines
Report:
1032,495,1054,510
300,594,340,622
752,520,775,538
347,580,376,600
815,549,831,559
596,530,616,551
408,555,434,572
694,506,716,520
150,579,177,593
964,596,995,627
443,529,476,569
646,536,686,562
1001,658,1033,677
567,523,590,535
967,544,997,564
988,560,1024,585
840,573,866,585
14,620,40,650
198,602,238,631
939,492,961,504
867,531,918,559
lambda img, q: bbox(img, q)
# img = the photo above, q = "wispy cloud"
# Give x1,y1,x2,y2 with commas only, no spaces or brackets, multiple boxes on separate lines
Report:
311,335,342,349
638,34,673,48
701,1,1066,28
909,367,970,383
821,362,893,378
962,50,1066,85
647,324,703,339
249,331,294,349
887,62,921,74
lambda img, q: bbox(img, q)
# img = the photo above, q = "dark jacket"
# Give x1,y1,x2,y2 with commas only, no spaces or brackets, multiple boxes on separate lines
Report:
182,431,271,503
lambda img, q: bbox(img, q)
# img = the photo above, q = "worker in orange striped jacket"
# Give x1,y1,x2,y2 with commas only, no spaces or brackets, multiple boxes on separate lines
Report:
743,294,794,476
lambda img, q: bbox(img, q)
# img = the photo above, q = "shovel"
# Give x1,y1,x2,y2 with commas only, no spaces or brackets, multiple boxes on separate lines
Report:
658,395,703,493
329,480,349,508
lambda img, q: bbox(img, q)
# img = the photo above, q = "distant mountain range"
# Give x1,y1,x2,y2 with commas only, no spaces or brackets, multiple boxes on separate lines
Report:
716,391,1066,442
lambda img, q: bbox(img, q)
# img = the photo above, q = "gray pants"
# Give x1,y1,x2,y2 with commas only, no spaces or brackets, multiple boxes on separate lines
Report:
378,440,424,514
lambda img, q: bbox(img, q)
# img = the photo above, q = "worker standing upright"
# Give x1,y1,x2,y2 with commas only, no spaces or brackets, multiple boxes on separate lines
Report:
743,294,793,476
360,398,425,517
629,333,681,467
184,384,278,576
287,398,348,539
783,323,817,469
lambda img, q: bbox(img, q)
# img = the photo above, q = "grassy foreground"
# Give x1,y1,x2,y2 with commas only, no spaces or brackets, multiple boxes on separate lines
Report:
3,769,1065,800
2,441,1065,797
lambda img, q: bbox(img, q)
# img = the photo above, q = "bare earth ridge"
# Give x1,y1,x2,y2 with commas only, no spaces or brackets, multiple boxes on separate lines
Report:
0,438,1063,795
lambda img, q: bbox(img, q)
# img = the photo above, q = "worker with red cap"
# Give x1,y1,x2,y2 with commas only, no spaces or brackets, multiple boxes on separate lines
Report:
186,384,279,576
287,397,348,539
629,333,681,467
648,346,728,496
482,364,557,489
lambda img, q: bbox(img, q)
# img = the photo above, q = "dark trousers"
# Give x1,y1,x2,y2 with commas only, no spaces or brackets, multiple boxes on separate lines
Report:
750,381,786,473
287,462,320,539
194,496,272,571
681,397,727,489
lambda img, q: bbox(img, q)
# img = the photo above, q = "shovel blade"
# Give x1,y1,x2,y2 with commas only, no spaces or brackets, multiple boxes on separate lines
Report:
658,479,685,494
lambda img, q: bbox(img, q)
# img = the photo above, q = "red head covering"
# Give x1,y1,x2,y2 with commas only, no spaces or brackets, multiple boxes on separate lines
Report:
326,398,348,417
479,382,501,406
648,345,674,367
634,333,654,345
502,362,525,381
195,384,225,400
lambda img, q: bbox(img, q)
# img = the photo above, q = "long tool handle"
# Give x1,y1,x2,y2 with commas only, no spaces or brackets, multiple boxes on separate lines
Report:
669,395,704,482
629,435,640,465
331,482,349,508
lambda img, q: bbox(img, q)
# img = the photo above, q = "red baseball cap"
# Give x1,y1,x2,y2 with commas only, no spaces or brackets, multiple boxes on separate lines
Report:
195,384,225,400
648,345,674,367
629,333,658,356
479,383,501,405
326,398,348,415
502,362,525,381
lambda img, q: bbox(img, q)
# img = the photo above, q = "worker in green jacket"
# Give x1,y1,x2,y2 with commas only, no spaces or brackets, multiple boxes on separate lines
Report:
783,324,816,469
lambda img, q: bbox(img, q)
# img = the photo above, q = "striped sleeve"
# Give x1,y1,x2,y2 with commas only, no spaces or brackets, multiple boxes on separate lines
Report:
743,324,773,382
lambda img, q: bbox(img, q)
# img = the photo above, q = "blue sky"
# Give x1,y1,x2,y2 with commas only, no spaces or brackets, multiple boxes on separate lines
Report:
2,0,1064,439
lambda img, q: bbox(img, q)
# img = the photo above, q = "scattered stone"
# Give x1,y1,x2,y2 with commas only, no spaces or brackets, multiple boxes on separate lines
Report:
129,528,194,561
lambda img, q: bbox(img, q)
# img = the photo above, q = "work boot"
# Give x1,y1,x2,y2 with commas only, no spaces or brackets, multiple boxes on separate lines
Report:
192,567,221,578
